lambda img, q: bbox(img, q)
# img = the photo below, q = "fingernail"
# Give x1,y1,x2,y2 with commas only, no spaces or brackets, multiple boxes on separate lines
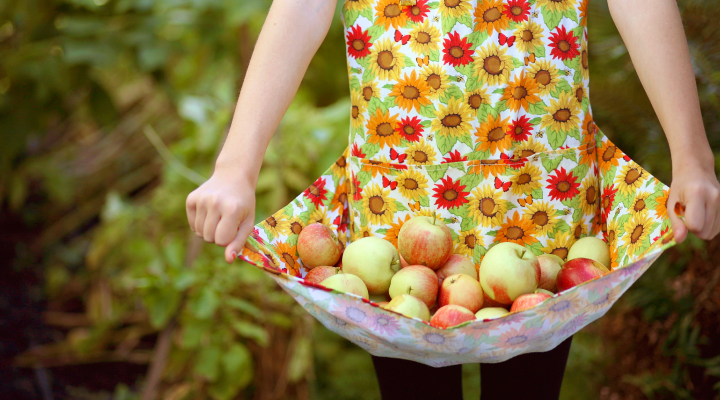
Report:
232,252,237,259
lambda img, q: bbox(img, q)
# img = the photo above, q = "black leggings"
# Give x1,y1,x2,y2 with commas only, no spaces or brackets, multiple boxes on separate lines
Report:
371,336,573,400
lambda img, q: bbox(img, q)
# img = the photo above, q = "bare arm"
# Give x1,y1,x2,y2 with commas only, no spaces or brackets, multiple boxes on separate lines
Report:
607,0,720,242
186,0,337,262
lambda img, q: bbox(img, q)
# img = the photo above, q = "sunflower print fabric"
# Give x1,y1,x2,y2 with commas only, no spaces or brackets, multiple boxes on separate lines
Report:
236,0,676,366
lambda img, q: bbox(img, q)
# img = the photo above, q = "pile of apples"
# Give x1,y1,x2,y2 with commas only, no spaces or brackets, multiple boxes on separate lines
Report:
297,216,611,329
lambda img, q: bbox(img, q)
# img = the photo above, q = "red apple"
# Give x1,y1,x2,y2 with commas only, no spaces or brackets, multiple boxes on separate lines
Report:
510,291,553,312
398,216,453,270
320,273,369,298
304,266,339,284
388,265,438,309
400,254,410,268
297,223,341,268
438,274,484,313
430,305,475,328
482,291,507,309
568,236,610,270
479,243,540,305
342,237,401,295
475,307,510,320
436,254,477,286
536,254,564,293
556,258,610,292
385,294,430,321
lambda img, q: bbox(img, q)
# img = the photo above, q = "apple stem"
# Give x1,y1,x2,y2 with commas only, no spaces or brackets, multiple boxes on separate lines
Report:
433,214,436,225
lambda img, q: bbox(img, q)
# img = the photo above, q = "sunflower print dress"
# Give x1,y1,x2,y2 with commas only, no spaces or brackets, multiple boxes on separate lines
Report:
238,0,676,366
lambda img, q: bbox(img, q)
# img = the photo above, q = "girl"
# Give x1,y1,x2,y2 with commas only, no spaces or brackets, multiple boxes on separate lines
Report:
186,0,720,398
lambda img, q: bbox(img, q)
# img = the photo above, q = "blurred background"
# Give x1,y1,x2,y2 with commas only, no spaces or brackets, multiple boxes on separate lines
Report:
1,0,719,399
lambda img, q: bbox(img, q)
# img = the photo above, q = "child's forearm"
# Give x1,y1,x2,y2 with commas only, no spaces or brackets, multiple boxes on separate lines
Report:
214,0,337,186
607,0,714,175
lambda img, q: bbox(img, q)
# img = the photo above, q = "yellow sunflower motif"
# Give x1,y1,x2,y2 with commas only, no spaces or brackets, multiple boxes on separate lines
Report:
468,159,508,179
512,137,549,159
438,0,472,19
629,191,651,215
432,97,474,138
527,59,561,96
541,92,581,134
475,113,512,154
573,81,586,105
655,189,669,219
360,80,381,104
410,20,441,54
367,108,401,149
495,211,538,245
474,43,513,86
421,64,451,100
579,142,596,167
350,92,367,129
332,183,349,213
580,41,589,80
368,38,406,81
468,185,508,227
523,201,559,237
510,163,543,195
572,220,587,240
464,87,490,112
261,210,291,238
405,139,437,166
331,153,348,180
287,216,305,236
456,228,483,257
374,0,408,30
414,208,443,220
362,183,398,226
396,169,429,201
606,217,619,248
362,156,392,178
345,0,373,12
577,176,599,217
615,161,647,196
355,225,374,241
309,208,331,226
537,0,577,13
581,112,596,142
579,0,589,25
598,140,621,174
609,243,620,270
274,242,301,276
622,211,653,258
501,72,541,112
384,214,411,248
542,231,575,260
389,70,432,112
514,21,544,53
474,0,509,36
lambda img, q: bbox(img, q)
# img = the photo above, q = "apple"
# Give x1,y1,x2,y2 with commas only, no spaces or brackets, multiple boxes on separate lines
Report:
400,254,410,268
510,291,553,312
304,266,339,284
436,254,477,286
342,237,401,295
557,258,610,292
567,236,611,270
479,243,540,305
475,307,510,320
388,265,438,309
430,305,475,328
320,273,369,298
536,254,564,292
384,294,431,321
297,223,341,268
438,274,484,313
482,291,507,308
398,216,453,270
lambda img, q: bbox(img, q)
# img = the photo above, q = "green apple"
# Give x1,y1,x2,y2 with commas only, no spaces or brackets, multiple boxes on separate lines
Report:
320,273,369,298
385,294,430,321
342,237,401,295
479,242,540,305
567,236,610,270
475,307,510,320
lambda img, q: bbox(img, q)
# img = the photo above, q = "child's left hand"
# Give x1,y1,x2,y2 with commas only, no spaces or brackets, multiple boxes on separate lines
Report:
668,165,720,243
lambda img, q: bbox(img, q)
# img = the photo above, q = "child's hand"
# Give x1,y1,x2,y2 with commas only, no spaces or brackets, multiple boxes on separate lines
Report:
668,165,720,243
186,171,256,263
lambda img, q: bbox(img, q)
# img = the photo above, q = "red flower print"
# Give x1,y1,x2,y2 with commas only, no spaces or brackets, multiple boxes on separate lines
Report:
601,183,617,221
507,115,533,142
432,176,470,209
351,173,363,201
351,142,366,158
503,0,530,23
443,31,474,67
404,0,429,23
549,26,580,61
334,210,349,233
546,167,580,201
442,150,468,163
346,25,372,59
251,227,264,244
304,177,329,207
396,116,424,142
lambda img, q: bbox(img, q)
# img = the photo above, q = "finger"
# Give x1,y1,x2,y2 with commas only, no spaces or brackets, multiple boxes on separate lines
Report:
709,205,720,241
684,195,705,237
225,213,255,264
215,206,244,246
668,196,687,243
203,207,222,243
193,201,208,238
186,192,198,232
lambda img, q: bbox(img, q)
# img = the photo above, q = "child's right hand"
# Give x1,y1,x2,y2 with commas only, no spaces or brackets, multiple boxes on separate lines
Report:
186,171,256,263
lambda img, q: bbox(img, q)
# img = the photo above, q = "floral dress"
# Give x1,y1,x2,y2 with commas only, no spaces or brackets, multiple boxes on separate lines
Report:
238,0,675,366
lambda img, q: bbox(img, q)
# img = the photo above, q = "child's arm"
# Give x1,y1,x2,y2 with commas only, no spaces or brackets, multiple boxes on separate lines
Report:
186,0,337,263
607,0,720,242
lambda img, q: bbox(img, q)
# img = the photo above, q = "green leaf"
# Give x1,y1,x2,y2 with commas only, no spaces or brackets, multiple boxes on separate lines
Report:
562,56,580,71
442,15,457,32
384,95,397,110
564,7,578,23
466,75,480,91
360,142,381,159
534,45,546,58
550,79,573,97
492,88,505,95
490,100,508,118
375,228,388,234
566,126,581,140
428,164,450,182
368,24,385,41
419,103,437,118
225,298,263,320
231,320,269,347
467,149,490,160
455,63,474,77
526,242,545,256
345,9,360,26
404,55,417,67
541,155,563,174
531,186,544,200
563,151,578,163
572,207,583,223
440,84,464,103
191,287,220,319
554,219,571,234
360,6,374,22
395,200,409,212
460,173,483,190
467,31,488,49
457,133,473,149
145,288,179,329
449,204,469,218
461,217,477,232
528,100,547,115
350,76,361,92
223,343,253,377
529,117,542,125
421,119,432,127
542,8,563,30
437,134,457,154
419,195,430,207
195,344,221,380
547,128,567,150
430,49,440,62
383,83,395,90
581,96,589,112
511,57,524,69
457,13,472,28
368,96,386,116
362,67,375,83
